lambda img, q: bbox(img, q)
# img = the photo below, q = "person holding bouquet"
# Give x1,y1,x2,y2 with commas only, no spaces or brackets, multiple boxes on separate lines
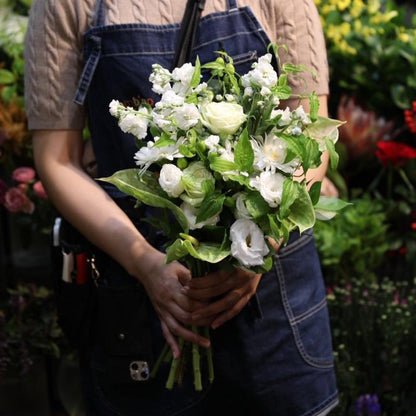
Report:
25,0,338,414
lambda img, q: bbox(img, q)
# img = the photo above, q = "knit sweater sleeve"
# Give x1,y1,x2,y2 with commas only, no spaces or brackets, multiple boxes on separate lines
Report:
24,0,93,130
249,0,329,97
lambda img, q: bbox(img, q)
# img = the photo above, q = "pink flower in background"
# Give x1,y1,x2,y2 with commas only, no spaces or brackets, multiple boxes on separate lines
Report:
12,167,36,184
0,178,8,204
4,187,35,214
337,96,396,159
33,180,48,200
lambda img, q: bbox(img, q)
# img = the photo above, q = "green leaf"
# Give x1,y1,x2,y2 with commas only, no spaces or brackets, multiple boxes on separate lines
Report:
275,85,292,100
152,135,177,148
303,116,345,151
99,169,189,233
183,240,230,263
287,183,315,233
179,144,195,157
0,69,15,85
309,92,319,122
324,137,339,170
209,155,237,173
165,238,189,263
195,193,225,224
234,128,254,172
245,192,271,220
279,179,300,218
190,57,201,88
314,196,351,212
309,181,321,205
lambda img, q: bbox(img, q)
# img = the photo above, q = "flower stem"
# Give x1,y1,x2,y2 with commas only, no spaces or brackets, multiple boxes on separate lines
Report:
150,342,170,379
203,326,214,384
192,326,202,391
165,337,184,390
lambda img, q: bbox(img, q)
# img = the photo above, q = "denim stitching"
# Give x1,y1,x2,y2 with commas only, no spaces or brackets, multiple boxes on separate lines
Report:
275,255,334,369
301,393,339,416
291,297,327,325
276,233,313,258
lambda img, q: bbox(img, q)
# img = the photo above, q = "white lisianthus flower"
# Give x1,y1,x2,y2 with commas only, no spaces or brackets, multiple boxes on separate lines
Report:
180,201,220,230
250,171,285,208
251,133,299,174
180,161,215,207
201,102,246,135
149,64,172,94
294,105,311,124
230,219,269,267
118,107,149,139
241,53,277,89
159,164,184,198
271,107,291,126
172,103,200,130
233,193,252,220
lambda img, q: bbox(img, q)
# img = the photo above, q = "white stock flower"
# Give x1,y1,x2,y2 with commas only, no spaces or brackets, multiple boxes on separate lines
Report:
172,63,196,95
230,219,269,267
159,164,184,198
204,135,220,153
260,86,271,96
134,138,181,169
244,87,253,97
158,90,185,107
118,107,149,139
251,133,299,174
109,99,120,116
149,64,172,94
201,102,246,135
291,126,303,136
180,201,220,230
172,103,200,130
233,193,252,220
241,53,277,89
250,171,285,208
271,107,291,126
294,105,311,124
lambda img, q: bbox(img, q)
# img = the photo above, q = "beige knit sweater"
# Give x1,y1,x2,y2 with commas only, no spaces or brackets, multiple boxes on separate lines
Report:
24,0,329,130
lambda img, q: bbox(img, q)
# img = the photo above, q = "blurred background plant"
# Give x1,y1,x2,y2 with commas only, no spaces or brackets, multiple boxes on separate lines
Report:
326,278,416,416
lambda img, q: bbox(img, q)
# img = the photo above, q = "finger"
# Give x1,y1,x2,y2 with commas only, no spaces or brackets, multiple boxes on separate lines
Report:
160,320,180,359
210,296,249,329
182,277,236,300
164,314,211,349
191,290,242,321
175,263,192,286
185,270,231,289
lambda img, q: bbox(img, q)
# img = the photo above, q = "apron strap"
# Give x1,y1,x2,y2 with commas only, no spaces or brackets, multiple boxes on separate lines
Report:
93,0,106,27
172,0,206,69
227,0,238,10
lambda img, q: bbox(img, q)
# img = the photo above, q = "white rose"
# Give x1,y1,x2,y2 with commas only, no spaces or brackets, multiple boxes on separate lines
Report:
159,164,184,197
180,201,220,230
201,102,246,135
250,171,285,208
230,219,269,267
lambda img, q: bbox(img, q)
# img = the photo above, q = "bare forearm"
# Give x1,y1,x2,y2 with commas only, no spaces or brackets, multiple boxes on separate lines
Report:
32,130,162,279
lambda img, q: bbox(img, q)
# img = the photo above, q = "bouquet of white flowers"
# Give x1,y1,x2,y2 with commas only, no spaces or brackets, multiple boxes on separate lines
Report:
101,44,347,390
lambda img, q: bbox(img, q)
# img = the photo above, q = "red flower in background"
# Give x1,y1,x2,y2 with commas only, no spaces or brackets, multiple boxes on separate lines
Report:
3,187,35,214
12,166,36,183
375,141,416,167
404,101,416,134
337,95,396,159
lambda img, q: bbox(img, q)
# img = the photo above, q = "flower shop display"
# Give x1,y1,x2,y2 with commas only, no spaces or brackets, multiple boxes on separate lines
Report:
104,46,346,389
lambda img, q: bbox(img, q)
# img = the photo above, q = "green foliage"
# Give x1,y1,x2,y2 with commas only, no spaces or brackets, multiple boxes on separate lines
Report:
0,284,65,377
316,0,416,119
314,195,389,284
327,277,416,415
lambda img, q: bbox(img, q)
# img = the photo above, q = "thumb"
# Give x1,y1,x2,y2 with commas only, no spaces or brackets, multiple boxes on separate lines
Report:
175,262,192,286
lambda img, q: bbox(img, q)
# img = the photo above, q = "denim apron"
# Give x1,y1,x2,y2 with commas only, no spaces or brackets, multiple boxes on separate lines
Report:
74,1,339,415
